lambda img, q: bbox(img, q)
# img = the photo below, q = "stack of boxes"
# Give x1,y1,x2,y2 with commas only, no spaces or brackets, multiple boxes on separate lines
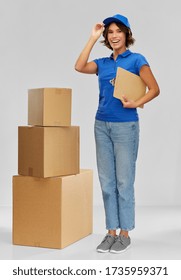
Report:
12,88,93,249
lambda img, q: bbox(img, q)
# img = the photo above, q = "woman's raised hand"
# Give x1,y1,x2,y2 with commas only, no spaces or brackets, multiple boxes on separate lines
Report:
91,23,105,39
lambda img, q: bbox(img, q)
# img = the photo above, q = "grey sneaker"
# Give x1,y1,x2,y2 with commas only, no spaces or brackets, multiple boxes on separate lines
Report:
96,234,116,253
110,235,131,253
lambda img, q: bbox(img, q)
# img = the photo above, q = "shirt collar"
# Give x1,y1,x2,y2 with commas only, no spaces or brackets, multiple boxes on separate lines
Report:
110,49,132,59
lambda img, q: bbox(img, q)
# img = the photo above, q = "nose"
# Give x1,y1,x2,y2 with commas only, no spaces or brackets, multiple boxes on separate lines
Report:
112,31,118,38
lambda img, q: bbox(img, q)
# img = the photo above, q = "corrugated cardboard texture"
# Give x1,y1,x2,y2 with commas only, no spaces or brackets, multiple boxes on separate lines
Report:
28,88,72,126
18,126,80,177
13,170,93,249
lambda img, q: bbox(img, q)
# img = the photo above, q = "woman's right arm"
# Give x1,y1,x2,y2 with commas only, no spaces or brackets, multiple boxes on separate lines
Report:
74,23,104,74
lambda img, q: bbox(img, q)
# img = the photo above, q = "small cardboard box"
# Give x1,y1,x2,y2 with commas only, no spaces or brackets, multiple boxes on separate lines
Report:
13,170,93,249
18,126,79,178
28,88,72,126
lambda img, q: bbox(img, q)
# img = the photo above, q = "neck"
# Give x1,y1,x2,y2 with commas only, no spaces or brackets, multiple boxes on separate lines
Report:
113,47,127,60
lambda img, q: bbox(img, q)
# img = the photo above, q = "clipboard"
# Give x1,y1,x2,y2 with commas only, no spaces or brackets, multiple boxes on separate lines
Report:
113,67,147,108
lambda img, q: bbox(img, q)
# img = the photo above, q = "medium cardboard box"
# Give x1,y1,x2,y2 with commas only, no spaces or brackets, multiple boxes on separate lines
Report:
13,169,93,249
28,88,72,126
18,126,79,178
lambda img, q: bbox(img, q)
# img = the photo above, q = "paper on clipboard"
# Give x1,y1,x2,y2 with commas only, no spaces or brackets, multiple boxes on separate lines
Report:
113,67,147,108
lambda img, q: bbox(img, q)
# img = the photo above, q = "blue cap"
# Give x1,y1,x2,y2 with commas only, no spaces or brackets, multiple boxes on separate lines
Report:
103,14,131,29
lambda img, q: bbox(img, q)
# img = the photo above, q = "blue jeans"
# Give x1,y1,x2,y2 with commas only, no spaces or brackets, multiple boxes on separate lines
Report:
94,120,139,231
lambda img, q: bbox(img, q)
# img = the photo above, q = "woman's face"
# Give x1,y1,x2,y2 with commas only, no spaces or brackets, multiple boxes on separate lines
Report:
107,23,126,52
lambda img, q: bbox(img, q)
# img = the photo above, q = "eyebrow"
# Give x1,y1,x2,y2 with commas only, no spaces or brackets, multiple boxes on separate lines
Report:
108,27,122,32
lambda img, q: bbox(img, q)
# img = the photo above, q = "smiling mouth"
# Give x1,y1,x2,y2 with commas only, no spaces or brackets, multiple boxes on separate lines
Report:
111,40,120,43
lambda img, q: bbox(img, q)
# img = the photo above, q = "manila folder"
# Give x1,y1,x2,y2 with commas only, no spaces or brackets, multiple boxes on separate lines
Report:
113,67,147,108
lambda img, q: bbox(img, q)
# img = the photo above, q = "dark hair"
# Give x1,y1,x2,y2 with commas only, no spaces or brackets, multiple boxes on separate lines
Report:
101,22,135,49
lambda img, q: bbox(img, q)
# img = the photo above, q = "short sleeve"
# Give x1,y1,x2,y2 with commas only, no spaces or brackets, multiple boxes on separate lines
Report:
136,54,150,73
93,58,99,66
93,58,100,75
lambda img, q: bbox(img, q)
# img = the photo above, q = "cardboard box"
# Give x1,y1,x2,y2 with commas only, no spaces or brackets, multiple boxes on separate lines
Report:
28,88,72,126
18,126,79,178
13,170,93,249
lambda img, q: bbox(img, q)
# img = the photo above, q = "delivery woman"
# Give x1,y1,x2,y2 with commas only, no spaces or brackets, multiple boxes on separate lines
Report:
75,14,160,253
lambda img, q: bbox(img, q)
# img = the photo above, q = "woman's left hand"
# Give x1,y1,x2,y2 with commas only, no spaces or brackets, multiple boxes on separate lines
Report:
121,95,138,108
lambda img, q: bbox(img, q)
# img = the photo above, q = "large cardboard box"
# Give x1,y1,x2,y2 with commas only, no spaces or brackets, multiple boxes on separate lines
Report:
28,88,72,126
13,170,93,249
18,126,79,178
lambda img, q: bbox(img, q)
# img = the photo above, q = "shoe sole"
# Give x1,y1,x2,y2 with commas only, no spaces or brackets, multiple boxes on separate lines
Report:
96,249,110,253
110,244,131,254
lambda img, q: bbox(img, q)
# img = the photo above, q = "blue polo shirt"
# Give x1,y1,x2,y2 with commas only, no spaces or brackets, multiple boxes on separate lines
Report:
93,49,149,122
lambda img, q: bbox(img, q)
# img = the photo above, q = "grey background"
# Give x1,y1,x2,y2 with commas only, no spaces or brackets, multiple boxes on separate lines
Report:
0,0,180,207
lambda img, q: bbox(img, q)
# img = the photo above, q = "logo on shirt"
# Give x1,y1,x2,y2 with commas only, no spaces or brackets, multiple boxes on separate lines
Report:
109,78,116,86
